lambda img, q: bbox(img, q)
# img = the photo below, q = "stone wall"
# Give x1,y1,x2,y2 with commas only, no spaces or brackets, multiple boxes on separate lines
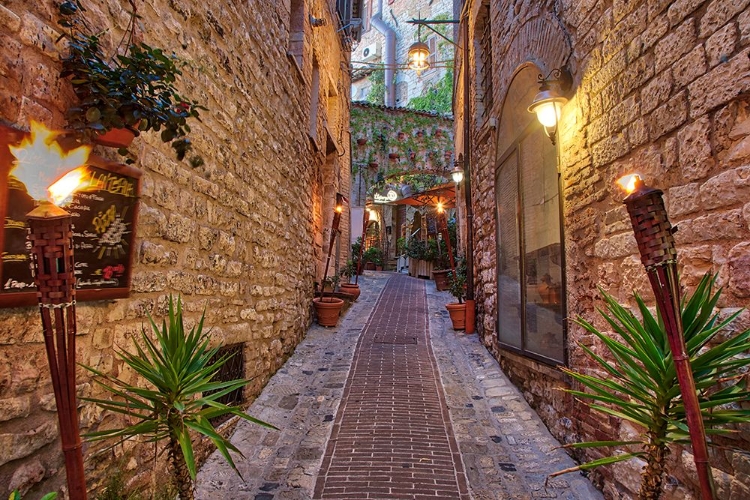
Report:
456,0,750,498
0,0,351,497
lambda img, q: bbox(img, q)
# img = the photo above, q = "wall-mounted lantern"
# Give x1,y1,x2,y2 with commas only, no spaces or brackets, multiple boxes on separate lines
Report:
527,67,572,145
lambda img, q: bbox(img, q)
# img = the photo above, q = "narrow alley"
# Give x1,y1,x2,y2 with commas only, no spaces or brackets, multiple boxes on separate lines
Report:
195,273,602,500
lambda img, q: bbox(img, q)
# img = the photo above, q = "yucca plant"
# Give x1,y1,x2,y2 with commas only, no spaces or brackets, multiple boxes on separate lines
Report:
83,296,276,500
555,273,750,499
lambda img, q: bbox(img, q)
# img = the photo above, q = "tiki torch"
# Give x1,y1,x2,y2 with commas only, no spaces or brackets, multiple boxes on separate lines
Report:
321,193,347,298
10,122,91,500
618,174,715,500
436,202,455,274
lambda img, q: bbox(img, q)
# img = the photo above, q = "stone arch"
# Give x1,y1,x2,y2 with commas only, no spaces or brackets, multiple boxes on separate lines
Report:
494,12,572,123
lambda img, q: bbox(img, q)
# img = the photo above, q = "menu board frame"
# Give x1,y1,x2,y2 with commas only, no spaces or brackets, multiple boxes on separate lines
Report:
0,123,141,308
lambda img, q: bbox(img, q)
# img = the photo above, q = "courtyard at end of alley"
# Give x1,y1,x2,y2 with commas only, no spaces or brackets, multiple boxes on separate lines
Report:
195,272,603,500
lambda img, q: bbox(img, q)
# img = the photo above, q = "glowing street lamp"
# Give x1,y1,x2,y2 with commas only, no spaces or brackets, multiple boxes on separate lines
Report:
407,41,430,75
617,173,715,500
9,121,91,500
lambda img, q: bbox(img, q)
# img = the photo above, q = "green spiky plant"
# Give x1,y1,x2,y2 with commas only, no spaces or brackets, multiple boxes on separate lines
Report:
83,296,276,500
554,273,750,499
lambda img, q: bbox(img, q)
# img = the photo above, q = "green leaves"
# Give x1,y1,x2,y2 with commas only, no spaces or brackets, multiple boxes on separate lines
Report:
560,272,750,485
59,20,205,162
82,295,276,491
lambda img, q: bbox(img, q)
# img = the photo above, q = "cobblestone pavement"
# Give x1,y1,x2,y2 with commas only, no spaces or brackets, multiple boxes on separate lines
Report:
195,273,603,500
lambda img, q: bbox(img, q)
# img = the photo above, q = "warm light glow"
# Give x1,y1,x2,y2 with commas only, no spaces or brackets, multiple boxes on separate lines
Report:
335,204,344,214
48,167,90,205
617,174,642,194
534,101,562,128
407,41,430,74
436,202,444,214
8,120,91,203
368,209,378,222
451,165,464,183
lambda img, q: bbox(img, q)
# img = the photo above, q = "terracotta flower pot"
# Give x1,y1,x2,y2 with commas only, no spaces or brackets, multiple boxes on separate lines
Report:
445,302,466,330
340,283,360,300
94,124,139,148
357,137,367,146
313,297,344,327
368,162,379,169
432,269,451,291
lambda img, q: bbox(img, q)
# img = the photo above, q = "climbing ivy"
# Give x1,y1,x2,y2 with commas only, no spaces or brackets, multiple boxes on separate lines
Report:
408,69,454,115
366,70,385,106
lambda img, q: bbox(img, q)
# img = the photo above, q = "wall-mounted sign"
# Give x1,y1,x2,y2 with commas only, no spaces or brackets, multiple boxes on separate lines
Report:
373,189,399,204
0,125,141,308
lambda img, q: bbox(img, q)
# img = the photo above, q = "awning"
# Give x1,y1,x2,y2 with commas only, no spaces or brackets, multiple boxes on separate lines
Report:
393,182,456,208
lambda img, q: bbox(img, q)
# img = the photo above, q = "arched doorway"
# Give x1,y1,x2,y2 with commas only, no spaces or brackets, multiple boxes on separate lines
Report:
495,64,566,364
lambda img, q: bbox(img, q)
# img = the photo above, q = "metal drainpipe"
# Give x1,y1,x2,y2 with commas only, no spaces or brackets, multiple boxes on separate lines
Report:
371,0,396,106
462,7,476,334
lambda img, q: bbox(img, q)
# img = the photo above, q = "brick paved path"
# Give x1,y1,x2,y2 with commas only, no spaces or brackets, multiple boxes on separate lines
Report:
314,274,469,499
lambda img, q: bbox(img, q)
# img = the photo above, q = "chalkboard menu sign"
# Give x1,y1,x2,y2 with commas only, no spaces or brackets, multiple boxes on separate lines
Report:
0,124,141,307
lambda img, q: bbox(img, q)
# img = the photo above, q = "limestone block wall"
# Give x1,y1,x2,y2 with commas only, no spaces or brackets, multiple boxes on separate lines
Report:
457,0,750,498
0,0,350,496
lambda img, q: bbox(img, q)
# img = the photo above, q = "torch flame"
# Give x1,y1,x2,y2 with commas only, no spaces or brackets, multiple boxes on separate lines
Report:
617,174,642,195
49,167,90,205
8,120,91,204
437,201,444,214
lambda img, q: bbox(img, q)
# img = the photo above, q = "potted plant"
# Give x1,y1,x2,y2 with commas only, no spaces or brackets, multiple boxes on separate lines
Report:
339,260,360,300
82,296,275,500
351,238,363,275
445,262,466,330
552,273,750,499
58,1,205,161
313,274,344,326
363,246,383,271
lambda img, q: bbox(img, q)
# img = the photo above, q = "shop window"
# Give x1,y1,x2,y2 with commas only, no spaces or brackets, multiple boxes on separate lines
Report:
495,66,565,365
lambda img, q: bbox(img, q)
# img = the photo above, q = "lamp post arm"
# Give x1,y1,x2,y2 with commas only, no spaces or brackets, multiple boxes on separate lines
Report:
406,19,461,48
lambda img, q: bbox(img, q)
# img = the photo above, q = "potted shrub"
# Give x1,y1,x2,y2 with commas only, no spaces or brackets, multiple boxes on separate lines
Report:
313,275,344,327
445,263,466,330
82,296,275,500
58,1,205,161
363,247,383,271
339,260,360,300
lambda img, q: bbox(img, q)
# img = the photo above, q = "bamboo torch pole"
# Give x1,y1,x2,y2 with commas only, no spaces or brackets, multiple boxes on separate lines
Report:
620,175,715,500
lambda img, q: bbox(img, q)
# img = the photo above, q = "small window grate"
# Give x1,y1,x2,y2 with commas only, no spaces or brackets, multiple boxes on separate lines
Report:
207,343,245,426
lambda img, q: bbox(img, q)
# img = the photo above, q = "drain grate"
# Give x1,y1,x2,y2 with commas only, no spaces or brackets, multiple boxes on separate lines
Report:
372,335,418,345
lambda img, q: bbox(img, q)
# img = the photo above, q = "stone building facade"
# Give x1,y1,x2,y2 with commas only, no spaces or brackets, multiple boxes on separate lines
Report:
349,103,454,266
0,0,351,496
351,0,455,107
454,0,750,498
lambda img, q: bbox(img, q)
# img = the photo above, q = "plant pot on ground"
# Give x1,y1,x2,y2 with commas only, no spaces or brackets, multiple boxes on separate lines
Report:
432,268,451,291
445,261,467,331
58,1,205,162
363,246,383,272
339,260,360,300
314,275,344,326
